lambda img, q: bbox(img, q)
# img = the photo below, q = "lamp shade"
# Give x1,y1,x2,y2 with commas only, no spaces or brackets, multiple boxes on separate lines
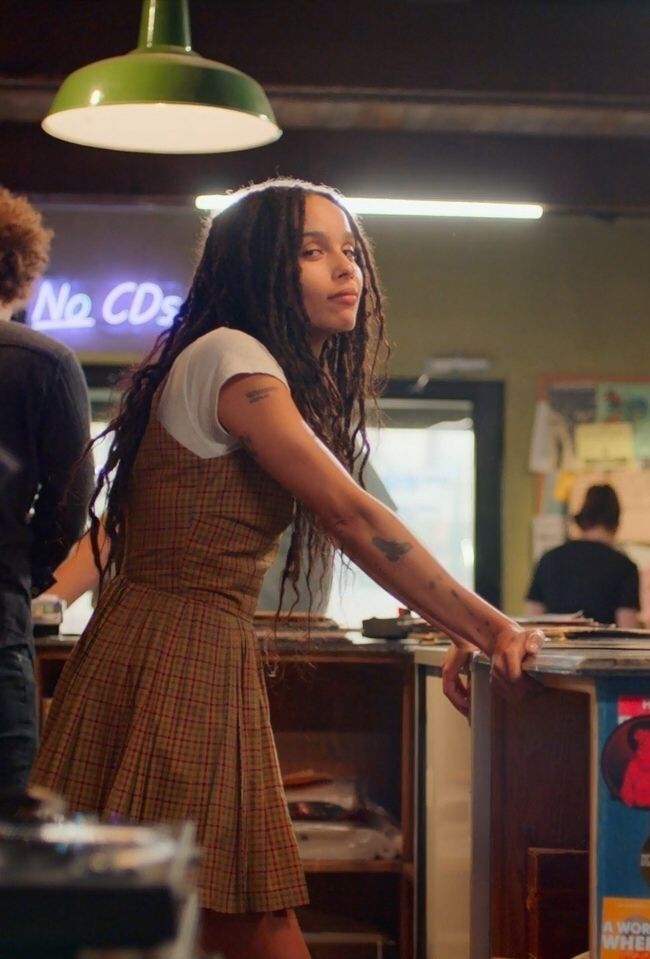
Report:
42,0,281,154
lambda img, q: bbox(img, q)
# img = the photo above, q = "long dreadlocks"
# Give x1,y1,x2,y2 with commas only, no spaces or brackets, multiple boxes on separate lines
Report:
88,177,389,611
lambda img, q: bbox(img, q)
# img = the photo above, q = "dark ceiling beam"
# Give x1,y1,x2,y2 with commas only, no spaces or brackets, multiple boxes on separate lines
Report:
5,1,650,98
2,78,650,138
2,121,650,216
2,2,649,212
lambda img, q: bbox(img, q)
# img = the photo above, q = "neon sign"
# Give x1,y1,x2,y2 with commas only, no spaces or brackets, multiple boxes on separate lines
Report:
26,277,186,354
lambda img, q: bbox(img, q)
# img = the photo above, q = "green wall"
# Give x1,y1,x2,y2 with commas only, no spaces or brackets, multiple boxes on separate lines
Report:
369,214,650,614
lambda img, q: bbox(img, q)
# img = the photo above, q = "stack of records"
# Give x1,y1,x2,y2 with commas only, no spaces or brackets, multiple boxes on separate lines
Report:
362,613,444,642
516,613,650,641
362,611,650,643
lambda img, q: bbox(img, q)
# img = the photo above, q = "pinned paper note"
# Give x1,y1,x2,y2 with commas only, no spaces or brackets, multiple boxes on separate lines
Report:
574,421,636,469
529,400,580,472
597,383,650,461
528,401,553,473
552,471,576,504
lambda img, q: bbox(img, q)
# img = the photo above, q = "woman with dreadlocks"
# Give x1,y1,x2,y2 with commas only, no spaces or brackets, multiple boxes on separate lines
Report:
32,178,543,959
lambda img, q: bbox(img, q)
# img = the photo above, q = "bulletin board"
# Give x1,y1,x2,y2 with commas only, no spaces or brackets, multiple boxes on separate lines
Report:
529,374,650,620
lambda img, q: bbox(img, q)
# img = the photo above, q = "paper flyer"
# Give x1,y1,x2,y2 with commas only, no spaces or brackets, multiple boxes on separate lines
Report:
529,400,554,473
597,384,650,462
575,421,636,470
601,897,650,957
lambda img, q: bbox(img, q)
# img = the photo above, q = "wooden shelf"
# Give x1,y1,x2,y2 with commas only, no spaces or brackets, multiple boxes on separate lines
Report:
302,858,405,874
299,904,393,932
297,906,396,957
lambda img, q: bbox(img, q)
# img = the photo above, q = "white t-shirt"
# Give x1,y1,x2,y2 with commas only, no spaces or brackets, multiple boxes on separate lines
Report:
157,327,289,458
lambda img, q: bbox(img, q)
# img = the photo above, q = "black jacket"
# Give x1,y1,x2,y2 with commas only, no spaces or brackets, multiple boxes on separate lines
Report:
0,322,93,647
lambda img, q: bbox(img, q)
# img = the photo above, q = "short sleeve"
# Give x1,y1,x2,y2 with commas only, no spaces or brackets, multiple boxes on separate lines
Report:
157,328,289,458
618,560,640,611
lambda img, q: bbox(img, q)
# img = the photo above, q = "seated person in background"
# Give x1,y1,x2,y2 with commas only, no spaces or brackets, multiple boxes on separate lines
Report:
525,483,640,628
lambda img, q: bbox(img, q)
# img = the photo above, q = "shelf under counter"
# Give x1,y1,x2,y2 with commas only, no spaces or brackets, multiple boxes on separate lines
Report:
302,858,409,874
298,905,397,958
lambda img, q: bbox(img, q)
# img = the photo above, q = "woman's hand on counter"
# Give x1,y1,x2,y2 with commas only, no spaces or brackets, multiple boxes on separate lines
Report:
490,623,544,679
442,626,545,716
441,644,474,717
488,624,545,701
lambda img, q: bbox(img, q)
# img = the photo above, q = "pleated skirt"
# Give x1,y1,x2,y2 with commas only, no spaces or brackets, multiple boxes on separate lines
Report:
31,575,308,913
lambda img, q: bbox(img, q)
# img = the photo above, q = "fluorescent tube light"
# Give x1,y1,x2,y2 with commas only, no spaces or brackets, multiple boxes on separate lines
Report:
195,194,543,219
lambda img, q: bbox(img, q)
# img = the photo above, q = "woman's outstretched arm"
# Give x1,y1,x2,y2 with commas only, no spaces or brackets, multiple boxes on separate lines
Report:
45,526,109,606
219,373,542,696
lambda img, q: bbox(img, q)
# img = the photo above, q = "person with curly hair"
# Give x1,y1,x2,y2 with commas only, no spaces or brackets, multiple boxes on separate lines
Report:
0,186,51,305
0,186,93,794
32,178,542,959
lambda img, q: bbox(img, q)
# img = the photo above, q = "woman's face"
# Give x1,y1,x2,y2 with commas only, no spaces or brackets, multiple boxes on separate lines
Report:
298,193,363,353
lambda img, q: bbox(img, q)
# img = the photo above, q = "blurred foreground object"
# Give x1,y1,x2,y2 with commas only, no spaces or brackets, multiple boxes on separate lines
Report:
0,805,199,958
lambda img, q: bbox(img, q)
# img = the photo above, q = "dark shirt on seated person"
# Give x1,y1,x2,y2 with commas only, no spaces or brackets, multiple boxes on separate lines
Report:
526,539,640,625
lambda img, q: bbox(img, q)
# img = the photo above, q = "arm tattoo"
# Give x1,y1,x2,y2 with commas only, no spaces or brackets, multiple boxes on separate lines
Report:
245,387,277,404
372,536,412,563
451,588,491,639
239,434,259,460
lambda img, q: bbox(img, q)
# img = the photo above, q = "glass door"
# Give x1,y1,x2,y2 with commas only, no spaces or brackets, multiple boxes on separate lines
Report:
326,377,503,625
326,397,476,628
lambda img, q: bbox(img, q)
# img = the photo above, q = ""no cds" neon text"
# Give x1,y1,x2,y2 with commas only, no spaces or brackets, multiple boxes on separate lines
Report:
30,279,182,332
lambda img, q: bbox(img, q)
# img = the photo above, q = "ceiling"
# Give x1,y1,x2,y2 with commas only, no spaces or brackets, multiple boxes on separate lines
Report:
1,0,649,213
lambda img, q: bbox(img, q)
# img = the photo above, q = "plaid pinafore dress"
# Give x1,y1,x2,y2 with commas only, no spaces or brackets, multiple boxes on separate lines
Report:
31,391,309,914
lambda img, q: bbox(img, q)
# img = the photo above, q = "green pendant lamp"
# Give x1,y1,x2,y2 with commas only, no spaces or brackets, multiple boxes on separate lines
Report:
42,0,281,154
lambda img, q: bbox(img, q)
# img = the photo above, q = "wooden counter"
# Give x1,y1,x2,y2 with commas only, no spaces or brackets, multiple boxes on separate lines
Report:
415,640,650,959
